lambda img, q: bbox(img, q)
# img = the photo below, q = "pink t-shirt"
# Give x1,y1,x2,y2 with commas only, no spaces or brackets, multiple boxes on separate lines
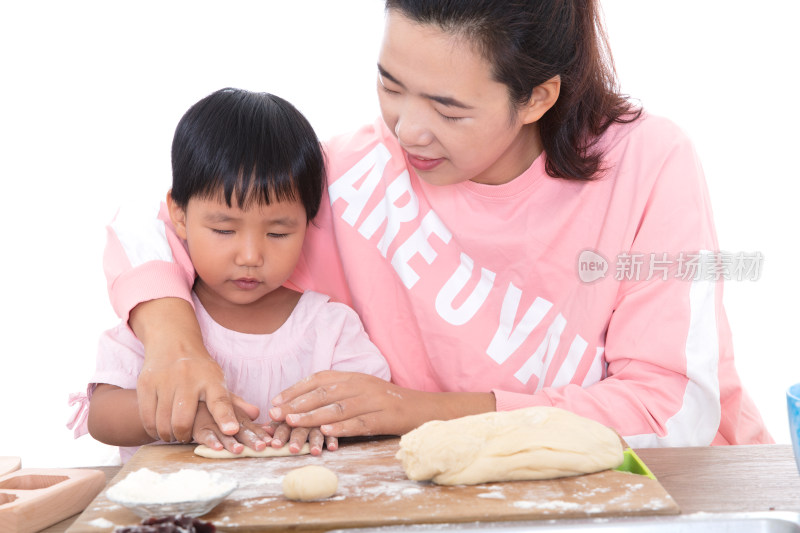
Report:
102,113,771,447
70,291,390,461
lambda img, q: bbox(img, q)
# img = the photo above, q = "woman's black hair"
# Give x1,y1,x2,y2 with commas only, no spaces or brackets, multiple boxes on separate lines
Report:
384,0,641,181
170,88,325,220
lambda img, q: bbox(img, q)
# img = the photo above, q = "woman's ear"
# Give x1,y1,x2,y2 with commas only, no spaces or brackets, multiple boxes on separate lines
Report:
520,75,561,125
166,190,188,240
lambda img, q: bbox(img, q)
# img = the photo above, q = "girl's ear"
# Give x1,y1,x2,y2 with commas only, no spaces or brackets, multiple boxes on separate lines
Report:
166,190,189,240
520,75,561,125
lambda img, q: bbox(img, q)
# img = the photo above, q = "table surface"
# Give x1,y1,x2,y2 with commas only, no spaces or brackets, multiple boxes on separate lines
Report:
44,443,800,532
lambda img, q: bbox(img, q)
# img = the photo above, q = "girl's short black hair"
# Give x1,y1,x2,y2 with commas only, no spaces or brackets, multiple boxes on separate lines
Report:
170,88,325,221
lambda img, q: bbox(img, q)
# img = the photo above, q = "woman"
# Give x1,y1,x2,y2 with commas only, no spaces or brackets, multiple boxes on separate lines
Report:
104,0,771,452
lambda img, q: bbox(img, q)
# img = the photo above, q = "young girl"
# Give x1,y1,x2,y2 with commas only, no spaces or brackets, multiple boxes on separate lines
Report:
101,1,771,450
69,88,390,461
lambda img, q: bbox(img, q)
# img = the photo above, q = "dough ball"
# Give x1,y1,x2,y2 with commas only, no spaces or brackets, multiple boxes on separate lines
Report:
396,406,624,485
282,465,338,501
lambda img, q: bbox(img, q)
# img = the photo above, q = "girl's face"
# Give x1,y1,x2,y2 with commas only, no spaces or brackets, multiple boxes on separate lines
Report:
169,194,307,310
377,10,543,186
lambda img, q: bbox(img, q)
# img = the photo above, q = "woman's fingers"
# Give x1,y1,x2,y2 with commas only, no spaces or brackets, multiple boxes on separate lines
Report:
269,372,421,439
271,370,346,411
319,412,389,438
279,381,411,437
270,371,380,423
285,398,379,430
171,389,200,443
136,379,161,441
154,387,178,442
203,383,241,436
138,365,184,442
301,386,430,437
137,354,242,442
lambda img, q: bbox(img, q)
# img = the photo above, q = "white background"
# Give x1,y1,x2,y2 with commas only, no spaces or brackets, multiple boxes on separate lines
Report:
1,1,798,467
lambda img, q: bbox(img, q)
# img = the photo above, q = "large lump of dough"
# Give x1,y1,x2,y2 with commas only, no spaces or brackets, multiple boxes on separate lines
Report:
396,406,624,485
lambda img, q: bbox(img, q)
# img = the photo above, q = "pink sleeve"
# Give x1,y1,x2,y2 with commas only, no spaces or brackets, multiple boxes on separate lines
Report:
494,127,735,447
67,323,146,439
104,202,196,323
327,302,391,381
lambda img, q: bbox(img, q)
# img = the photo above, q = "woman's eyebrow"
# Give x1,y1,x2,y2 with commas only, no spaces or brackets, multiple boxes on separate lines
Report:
377,63,473,110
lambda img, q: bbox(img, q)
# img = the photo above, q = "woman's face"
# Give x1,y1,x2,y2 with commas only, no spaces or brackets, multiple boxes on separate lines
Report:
377,10,542,186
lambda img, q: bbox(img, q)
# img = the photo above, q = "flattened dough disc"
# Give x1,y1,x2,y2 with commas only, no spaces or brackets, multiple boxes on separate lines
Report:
194,442,311,459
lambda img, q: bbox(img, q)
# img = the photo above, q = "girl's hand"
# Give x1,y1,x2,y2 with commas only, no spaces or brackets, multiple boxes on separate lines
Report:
264,422,338,456
192,403,269,454
269,371,497,438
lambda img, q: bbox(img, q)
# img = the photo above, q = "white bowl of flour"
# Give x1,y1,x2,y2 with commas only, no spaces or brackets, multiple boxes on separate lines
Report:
106,468,237,518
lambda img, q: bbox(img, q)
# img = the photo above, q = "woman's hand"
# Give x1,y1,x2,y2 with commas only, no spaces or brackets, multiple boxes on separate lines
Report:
131,298,258,443
268,371,497,437
137,349,259,443
192,403,269,454
264,422,338,456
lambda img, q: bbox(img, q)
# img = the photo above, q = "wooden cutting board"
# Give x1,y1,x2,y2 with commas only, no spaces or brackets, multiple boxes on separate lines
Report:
0,468,106,533
68,438,678,532
0,458,21,478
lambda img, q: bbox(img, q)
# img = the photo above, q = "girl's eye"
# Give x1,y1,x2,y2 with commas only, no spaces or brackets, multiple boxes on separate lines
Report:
268,233,289,239
379,84,400,95
212,228,233,235
437,111,463,122
378,74,401,95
